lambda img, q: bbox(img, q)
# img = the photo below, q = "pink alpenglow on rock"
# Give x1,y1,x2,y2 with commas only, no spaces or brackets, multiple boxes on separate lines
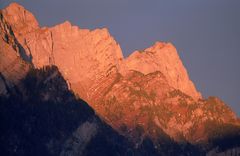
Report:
120,42,201,99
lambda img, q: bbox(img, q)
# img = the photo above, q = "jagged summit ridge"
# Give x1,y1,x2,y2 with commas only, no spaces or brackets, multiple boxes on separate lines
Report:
1,2,200,100
120,42,201,99
1,3,124,100
2,2,39,33
1,3,240,155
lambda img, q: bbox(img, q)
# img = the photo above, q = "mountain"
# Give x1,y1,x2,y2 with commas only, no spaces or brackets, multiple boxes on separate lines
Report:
119,41,201,99
0,3,240,155
0,66,136,156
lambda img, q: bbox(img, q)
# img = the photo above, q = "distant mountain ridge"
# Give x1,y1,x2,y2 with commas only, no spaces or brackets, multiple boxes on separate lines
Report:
0,3,200,100
0,3,240,156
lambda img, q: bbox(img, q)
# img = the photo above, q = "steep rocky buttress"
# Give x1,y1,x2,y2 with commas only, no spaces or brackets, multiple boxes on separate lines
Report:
1,3,240,156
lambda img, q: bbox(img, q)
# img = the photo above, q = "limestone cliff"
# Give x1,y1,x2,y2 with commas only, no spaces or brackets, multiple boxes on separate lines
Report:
1,3,123,100
0,8,30,87
1,3,239,154
120,42,201,99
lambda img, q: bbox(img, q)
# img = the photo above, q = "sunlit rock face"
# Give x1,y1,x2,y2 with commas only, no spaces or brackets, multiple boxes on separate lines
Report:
90,69,239,144
120,42,201,100
0,8,30,87
1,3,200,101
1,3,240,154
1,3,123,100
1,3,39,35
49,22,123,100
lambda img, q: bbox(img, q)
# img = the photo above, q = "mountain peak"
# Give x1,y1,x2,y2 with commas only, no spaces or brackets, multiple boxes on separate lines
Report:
0,3,200,100
144,41,176,53
1,4,124,100
149,41,169,50
5,2,23,10
2,2,39,33
62,20,72,26
1,3,240,155
121,42,202,99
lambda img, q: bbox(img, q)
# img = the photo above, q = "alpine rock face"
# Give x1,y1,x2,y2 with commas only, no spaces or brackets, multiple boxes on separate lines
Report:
0,3,240,155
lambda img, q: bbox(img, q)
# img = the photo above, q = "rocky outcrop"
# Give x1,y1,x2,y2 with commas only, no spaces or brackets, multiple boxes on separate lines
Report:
120,42,201,99
0,66,135,156
1,3,199,101
49,22,123,100
1,3,240,155
1,3,124,101
1,3,39,34
0,8,30,86
89,69,239,144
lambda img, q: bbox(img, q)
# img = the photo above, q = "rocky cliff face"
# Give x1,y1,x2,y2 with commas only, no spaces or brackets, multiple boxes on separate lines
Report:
1,3,240,155
120,42,201,99
1,3,123,101
1,3,198,101
0,66,136,156
0,8,30,95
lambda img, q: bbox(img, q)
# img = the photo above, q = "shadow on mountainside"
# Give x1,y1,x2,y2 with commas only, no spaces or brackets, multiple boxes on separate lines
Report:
0,66,240,156
0,66,133,156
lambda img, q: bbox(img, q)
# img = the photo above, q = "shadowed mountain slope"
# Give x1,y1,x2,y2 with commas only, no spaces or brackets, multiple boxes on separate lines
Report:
0,66,135,156
0,3,240,156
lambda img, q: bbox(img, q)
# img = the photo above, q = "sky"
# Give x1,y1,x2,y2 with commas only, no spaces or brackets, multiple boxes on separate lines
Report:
0,0,240,116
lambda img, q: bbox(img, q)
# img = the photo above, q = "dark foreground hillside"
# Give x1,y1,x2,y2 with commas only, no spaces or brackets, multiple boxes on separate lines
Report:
0,65,240,156
0,66,135,156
